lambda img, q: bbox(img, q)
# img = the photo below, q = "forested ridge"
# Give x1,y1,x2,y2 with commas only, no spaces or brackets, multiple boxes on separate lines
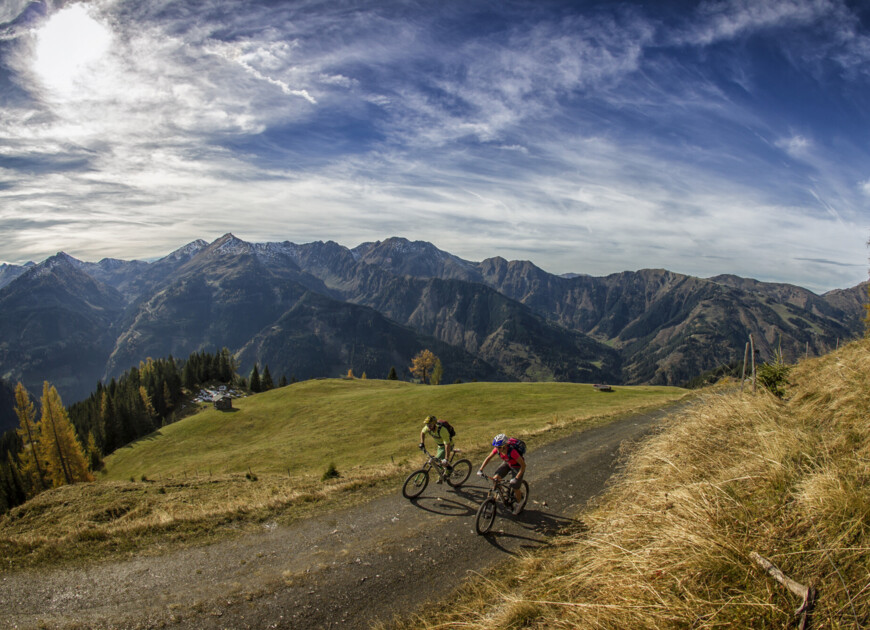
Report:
0,348,261,513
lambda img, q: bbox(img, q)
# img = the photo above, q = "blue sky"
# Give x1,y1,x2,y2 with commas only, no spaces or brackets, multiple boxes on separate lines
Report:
1,0,868,292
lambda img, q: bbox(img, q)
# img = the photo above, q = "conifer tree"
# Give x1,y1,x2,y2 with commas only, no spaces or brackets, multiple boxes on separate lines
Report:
262,365,274,391
0,455,27,512
250,364,261,393
279,374,288,387
13,382,47,494
431,358,444,385
86,432,104,472
37,382,93,486
388,366,398,380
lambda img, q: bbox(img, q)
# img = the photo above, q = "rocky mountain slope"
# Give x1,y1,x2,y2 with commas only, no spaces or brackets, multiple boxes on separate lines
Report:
0,235,863,403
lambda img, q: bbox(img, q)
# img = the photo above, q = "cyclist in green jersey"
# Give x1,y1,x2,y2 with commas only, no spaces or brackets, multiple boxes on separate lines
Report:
419,415,453,483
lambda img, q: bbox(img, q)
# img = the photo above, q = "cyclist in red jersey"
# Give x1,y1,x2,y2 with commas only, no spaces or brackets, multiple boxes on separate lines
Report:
478,433,525,510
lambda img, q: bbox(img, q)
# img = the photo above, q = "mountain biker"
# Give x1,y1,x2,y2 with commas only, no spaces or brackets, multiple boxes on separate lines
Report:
419,415,453,483
478,433,526,511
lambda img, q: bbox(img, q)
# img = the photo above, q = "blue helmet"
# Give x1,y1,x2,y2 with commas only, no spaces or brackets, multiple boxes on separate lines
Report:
492,433,507,448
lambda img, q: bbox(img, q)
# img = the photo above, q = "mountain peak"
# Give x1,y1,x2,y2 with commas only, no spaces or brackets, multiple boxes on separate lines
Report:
209,233,253,256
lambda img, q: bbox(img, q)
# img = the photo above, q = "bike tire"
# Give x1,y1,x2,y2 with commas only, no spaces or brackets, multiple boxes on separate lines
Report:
402,469,429,499
475,498,497,535
513,480,530,515
445,459,472,487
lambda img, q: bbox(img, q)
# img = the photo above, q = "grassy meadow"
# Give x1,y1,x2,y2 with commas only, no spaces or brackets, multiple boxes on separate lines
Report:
103,379,683,481
0,380,685,570
385,338,870,630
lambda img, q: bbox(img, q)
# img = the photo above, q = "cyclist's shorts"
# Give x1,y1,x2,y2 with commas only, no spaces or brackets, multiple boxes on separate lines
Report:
495,462,520,479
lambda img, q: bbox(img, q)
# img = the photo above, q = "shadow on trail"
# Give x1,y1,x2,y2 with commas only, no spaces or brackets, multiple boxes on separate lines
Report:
515,509,580,536
478,528,548,556
476,509,582,555
408,496,475,517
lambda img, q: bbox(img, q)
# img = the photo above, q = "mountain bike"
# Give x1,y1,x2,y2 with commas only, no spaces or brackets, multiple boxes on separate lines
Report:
474,471,530,535
401,446,472,499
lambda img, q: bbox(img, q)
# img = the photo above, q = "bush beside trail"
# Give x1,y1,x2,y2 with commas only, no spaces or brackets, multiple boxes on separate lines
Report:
387,339,870,629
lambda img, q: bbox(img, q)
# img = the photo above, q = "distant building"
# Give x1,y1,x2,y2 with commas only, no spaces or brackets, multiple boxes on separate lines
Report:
214,395,233,410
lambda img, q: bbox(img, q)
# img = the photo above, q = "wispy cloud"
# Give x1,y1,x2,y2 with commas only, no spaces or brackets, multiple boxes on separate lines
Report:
0,0,867,293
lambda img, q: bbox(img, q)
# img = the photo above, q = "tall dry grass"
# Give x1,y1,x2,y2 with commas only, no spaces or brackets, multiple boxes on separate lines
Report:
389,339,870,629
0,466,400,570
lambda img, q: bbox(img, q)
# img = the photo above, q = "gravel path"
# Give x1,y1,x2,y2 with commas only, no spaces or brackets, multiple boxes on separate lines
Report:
1,402,687,629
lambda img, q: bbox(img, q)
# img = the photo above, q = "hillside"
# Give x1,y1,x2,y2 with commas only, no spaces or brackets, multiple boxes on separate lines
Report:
389,338,870,629
0,380,685,571
102,379,679,480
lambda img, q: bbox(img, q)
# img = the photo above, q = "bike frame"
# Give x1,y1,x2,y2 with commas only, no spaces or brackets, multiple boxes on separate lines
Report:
478,471,517,506
420,445,460,478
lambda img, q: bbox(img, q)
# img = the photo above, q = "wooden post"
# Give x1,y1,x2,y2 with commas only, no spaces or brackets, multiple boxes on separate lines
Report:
742,342,749,392
749,334,757,393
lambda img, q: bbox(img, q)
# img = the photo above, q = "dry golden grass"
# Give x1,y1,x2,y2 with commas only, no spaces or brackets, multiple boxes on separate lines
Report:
385,339,870,629
0,465,400,571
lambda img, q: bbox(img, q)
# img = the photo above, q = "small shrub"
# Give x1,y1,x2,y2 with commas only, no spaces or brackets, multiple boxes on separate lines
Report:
245,470,258,482
322,462,340,481
757,349,792,398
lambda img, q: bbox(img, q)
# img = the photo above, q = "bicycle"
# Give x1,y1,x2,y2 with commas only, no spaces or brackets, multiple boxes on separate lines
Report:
474,471,530,535
401,446,472,499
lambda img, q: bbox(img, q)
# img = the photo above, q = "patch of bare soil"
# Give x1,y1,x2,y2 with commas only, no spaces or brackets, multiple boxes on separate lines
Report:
0,403,687,630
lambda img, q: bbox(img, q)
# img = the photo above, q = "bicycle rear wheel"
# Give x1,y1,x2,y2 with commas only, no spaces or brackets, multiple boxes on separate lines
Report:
445,459,472,487
513,480,529,515
475,498,497,535
402,469,429,499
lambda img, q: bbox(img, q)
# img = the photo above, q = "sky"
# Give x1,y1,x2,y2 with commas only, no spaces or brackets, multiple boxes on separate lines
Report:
1,0,869,293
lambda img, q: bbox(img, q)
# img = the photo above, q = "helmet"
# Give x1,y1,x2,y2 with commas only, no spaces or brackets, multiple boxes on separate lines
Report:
492,433,507,448
425,415,437,425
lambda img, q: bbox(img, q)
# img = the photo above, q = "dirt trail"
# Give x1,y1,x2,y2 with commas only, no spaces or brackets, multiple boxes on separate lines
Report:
1,402,688,629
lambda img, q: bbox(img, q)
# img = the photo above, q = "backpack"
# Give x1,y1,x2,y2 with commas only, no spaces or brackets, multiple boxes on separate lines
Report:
507,437,526,456
437,420,456,439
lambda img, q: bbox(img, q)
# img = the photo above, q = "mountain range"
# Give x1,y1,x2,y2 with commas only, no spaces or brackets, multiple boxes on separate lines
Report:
0,234,865,407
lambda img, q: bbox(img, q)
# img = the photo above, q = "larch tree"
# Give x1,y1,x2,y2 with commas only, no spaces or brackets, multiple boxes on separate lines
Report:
13,382,47,494
37,382,93,487
431,358,444,385
410,349,438,384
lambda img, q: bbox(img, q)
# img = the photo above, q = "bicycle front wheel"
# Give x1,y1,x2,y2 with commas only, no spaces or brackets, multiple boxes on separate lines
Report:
402,469,429,499
475,498,497,535
445,459,472,487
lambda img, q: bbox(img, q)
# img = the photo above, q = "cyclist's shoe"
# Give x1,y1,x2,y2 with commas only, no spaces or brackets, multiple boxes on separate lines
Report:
436,476,443,484
513,493,524,514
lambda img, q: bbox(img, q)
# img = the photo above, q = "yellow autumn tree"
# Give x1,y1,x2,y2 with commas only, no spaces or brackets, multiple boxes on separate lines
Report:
37,382,93,487
13,382,47,494
410,349,438,384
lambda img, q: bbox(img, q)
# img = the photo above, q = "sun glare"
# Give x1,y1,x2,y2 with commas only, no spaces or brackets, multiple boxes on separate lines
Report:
33,4,112,93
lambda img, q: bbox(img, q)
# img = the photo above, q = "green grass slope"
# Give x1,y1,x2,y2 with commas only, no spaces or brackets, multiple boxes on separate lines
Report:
1,379,684,571
104,379,684,481
386,338,870,630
